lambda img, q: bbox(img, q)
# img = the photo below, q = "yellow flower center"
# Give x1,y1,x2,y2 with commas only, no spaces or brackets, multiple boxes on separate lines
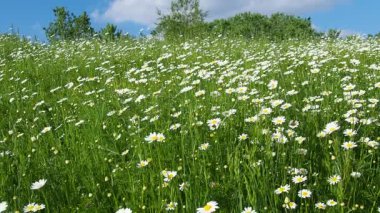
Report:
204,204,212,211
25,205,35,211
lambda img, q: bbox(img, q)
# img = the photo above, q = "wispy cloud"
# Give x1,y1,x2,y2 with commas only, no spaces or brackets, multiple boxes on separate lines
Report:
339,29,365,38
94,0,345,26
94,0,169,26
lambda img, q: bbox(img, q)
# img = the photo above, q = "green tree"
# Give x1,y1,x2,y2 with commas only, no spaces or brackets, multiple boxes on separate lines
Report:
209,12,270,38
207,12,319,40
268,13,316,40
72,12,94,39
44,7,94,42
326,29,341,39
100,23,122,41
153,0,207,39
44,7,73,41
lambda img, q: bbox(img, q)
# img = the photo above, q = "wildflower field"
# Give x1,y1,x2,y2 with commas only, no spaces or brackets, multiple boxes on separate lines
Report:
0,35,379,212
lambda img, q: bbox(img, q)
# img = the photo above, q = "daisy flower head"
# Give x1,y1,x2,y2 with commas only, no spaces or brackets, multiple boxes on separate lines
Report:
343,129,357,137
197,201,219,213
24,203,45,212
315,202,326,210
162,170,177,182
343,83,356,91
0,201,7,212
328,175,341,185
259,107,272,115
238,133,248,141
144,132,165,143
199,143,210,151
180,86,193,93
244,116,259,123
327,199,337,206
207,118,221,130
115,207,132,213
31,179,47,190
298,189,312,198
225,88,235,94
241,207,257,213
236,86,248,94
350,171,361,178
267,79,278,90
272,116,286,125
272,131,289,144
295,136,306,144
166,202,178,211
323,121,340,135
345,117,359,125
289,120,299,129
287,201,297,209
342,141,357,150
274,184,290,194
137,160,149,168
145,132,158,143
286,129,295,137
179,182,189,191
283,197,297,209
40,126,52,134
292,175,307,184
169,123,181,130
270,99,284,107
195,90,206,97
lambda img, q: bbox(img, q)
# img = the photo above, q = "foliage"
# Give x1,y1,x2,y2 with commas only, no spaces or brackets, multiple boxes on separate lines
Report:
368,32,380,39
268,13,318,39
44,2,332,42
326,29,341,39
207,12,319,40
153,0,207,39
44,7,94,42
99,23,122,41
154,0,320,40
0,34,379,212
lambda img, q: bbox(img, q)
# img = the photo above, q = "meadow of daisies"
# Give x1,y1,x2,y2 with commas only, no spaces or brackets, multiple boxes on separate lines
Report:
0,35,379,212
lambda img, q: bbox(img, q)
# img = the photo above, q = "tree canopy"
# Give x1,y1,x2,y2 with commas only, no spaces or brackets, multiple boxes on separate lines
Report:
43,1,360,42
153,0,207,39
44,7,94,42
153,0,320,40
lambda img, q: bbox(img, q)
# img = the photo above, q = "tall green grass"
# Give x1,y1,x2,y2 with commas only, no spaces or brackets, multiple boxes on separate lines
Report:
0,35,379,212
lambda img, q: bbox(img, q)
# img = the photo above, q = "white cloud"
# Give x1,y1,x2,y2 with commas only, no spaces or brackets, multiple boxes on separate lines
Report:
203,0,341,20
95,0,170,26
95,0,344,26
339,29,365,38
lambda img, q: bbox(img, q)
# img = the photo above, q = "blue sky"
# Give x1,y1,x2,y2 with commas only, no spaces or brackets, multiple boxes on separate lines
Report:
1,0,379,41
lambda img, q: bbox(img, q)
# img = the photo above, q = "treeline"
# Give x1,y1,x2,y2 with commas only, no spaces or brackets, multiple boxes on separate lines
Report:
211,12,318,39
156,12,320,40
40,0,379,42
44,7,125,42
